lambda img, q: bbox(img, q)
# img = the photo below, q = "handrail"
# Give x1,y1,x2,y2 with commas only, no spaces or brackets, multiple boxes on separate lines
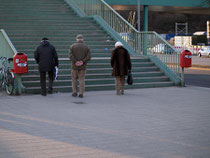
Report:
144,32,181,78
153,32,178,52
101,0,139,33
67,0,181,78
0,29,16,67
0,29,18,54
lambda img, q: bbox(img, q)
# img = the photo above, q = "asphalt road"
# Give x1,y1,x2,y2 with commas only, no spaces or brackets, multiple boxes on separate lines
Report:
184,56,210,88
184,67,210,88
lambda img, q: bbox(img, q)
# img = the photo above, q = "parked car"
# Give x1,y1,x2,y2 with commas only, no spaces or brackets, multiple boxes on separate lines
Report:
152,43,174,54
198,47,210,57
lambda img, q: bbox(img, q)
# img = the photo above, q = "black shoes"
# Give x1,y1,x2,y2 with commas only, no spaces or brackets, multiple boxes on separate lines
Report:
48,87,53,94
48,90,53,94
41,88,53,96
41,92,47,96
72,93,77,97
78,94,83,98
72,93,83,98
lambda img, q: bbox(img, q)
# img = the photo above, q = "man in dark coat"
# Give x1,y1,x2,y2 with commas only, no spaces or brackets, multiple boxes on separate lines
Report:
111,41,132,95
34,37,59,96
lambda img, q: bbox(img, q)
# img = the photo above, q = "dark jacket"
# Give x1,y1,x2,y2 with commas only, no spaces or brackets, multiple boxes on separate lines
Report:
111,46,132,76
34,41,59,72
69,41,91,70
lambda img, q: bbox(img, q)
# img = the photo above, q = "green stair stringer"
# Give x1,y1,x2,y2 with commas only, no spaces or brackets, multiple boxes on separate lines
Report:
65,0,86,17
93,15,136,56
149,55,181,86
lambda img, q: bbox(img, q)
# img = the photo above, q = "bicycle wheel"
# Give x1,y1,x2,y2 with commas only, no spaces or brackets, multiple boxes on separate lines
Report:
5,71,14,95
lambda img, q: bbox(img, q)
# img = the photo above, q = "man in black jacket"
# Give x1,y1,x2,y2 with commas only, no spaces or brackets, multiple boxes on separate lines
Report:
34,37,59,96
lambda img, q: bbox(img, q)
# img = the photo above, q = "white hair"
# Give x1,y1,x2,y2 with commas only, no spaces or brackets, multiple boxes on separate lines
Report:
115,41,123,48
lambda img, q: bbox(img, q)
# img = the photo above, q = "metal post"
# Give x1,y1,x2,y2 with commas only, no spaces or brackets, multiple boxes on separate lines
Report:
15,74,22,95
186,22,188,35
143,5,148,55
143,5,148,32
15,74,25,95
181,67,185,87
175,22,178,35
137,0,140,31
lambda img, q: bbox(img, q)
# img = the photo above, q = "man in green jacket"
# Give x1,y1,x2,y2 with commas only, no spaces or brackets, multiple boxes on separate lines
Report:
69,35,91,98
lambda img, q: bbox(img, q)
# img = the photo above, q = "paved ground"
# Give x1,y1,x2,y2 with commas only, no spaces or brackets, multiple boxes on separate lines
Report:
0,86,210,158
192,56,210,68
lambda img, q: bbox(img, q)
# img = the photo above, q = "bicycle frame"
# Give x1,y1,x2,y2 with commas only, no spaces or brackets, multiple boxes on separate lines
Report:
0,57,7,86
0,56,15,94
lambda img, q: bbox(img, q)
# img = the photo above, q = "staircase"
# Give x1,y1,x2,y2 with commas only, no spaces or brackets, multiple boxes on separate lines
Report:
0,0,175,94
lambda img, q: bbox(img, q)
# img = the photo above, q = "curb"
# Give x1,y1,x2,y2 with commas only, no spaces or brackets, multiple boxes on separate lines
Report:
192,65,210,69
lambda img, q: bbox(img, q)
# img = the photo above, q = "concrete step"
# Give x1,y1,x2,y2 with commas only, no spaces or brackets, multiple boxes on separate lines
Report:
0,18,95,23
1,26,102,30
12,41,115,46
15,44,114,48
24,81,175,94
23,76,170,87
0,23,99,28
8,33,111,37
28,62,154,70
5,30,107,35
25,67,160,76
9,35,113,40
0,16,92,20
26,58,151,64
22,71,166,82
27,54,111,59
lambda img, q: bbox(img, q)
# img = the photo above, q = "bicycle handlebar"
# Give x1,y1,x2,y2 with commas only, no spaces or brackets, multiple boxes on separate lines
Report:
0,56,13,61
0,56,13,70
0,56,13,64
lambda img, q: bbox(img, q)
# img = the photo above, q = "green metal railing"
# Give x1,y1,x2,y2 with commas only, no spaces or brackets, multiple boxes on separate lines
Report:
141,32,181,77
68,0,181,78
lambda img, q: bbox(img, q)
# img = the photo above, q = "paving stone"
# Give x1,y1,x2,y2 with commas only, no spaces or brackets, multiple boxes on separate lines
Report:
0,87,210,158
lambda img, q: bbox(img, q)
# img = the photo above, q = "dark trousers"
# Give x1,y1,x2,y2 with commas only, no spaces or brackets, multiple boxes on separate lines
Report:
40,71,54,94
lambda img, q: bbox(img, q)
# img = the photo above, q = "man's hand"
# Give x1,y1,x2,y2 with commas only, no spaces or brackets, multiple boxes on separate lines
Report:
75,61,83,66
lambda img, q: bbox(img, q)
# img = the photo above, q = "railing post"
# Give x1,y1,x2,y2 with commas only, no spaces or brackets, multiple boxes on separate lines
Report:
137,0,141,31
143,32,147,55
143,5,148,32
143,5,148,55
181,67,185,87
15,74,24,95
